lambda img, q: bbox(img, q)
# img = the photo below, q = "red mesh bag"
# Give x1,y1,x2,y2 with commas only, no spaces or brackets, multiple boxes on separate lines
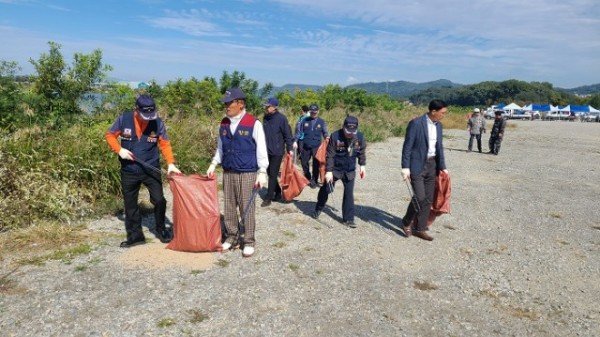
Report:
410,170,452,228
280,153,309,201
315,138,329,184
166,174,222,252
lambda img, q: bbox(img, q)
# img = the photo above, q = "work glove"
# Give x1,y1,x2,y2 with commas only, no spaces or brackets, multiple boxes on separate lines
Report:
118,148,135,161
292,142,298,150
255,169,268,188
401,168,411,181
325,171,333,183
359,166,366,179
167,164,181,175
206,163,217,178
289,151,294,156
442,169,449,174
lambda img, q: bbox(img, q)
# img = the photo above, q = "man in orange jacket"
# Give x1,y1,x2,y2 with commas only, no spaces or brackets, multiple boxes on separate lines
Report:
105,94,181,248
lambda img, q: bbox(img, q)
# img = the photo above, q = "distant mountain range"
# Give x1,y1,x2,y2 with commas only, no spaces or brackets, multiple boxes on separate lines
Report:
273,79,463,98
559,83,600,96
273,79,600,99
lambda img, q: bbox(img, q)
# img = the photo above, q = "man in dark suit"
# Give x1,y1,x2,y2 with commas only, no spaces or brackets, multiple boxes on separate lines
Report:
401,99,449,241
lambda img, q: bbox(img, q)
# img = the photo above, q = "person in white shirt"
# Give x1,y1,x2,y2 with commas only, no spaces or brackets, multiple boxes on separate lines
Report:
206,87,268,257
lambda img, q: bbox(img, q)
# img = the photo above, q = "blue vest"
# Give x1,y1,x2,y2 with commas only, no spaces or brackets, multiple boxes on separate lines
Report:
302,117,325,148
119,111,161,173
332,130,364,173
220,113,258,172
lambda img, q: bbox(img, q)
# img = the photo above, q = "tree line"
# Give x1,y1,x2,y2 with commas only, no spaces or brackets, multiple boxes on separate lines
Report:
409,79,600,108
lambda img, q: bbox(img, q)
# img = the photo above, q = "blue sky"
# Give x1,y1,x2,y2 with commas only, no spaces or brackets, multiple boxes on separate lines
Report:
1,0,599,88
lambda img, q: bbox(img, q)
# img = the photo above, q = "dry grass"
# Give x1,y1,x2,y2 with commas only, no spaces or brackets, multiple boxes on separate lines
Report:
505,306,540,321
487,245,509,255
272,241,286,249
549,212,562,219
0,222,99,262
188,309,209,324
413,280,439,291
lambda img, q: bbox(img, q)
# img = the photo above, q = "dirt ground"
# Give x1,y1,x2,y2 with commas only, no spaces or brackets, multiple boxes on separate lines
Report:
1,119,599,337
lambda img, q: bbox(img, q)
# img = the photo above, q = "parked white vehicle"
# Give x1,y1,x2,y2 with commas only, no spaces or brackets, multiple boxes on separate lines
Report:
506,110,532,120
544,111,571,121
584,112,600,122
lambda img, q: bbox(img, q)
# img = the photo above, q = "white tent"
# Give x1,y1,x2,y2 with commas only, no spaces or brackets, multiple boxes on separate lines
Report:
502,102,522,110
588,105,600,113
558,105,571,112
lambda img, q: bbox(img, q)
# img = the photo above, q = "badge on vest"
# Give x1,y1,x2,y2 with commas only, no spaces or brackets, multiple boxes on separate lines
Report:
147,131,158,143
304,122,309,128
317,124,321,129
238,130,250,136
122,128,132,140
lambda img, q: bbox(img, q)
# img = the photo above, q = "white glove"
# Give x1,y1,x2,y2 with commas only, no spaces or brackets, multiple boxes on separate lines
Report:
255,170,268,188
401,168,411,181
359,166,366,179
292,142,298,150
167,164,181,175
206,163,217,178
118,148,134,161
442,169,449,174
325,171,333,183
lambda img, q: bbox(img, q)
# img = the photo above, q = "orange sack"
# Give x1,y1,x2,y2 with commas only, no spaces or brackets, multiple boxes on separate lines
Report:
280,153,310,201
410,170,452,228
166,174,222,252
315,138,330,184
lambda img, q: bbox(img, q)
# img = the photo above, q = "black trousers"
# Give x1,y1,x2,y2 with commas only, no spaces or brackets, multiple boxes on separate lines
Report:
403,159,436,232
121,170,166,242
315,175,356,222
468,133,482,152
300,146,320,182
266,154,284,200
489,136,502,154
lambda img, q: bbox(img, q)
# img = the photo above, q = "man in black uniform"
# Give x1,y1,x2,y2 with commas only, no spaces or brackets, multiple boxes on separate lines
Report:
489,110,507,155
294,104,328,188
261,97,294,207
313,116,366,228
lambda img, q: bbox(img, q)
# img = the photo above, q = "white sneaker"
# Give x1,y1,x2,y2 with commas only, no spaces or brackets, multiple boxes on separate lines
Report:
221,242,232,251
242,246,255,257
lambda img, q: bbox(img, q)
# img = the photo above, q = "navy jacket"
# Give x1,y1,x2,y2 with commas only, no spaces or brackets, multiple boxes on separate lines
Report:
114,111,164,173
301,117,328,149
326,129,366,180
220,113,258,172
263,110,294,156
401,114,446,176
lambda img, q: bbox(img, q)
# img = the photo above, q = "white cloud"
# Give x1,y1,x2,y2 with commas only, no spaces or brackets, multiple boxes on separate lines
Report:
147,9,229,37
346,76,358,83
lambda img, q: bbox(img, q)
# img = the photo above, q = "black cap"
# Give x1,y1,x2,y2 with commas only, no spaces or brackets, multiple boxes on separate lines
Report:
343,115,358,133
135,94,157,120
495,110,503,115
309,104,319,112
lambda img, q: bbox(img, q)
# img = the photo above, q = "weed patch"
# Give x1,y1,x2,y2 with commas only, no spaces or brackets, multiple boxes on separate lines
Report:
413,281,439,291
157,317,176,328
188,309,209,324
288,263,300,272
215,259,229,268
272,241,286,249
17,243,92,266
549,212,562,219
282,230,296,238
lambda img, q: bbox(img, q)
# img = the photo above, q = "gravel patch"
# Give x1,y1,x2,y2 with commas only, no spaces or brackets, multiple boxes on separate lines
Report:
1,120,599,336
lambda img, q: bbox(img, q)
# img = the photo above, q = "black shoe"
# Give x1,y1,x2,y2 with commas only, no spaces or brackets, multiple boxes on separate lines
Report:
313,209,322,219
120,237,146,248
156,228,173,243
261,199,272,207
344,221,357,228
309,180,317,189
273,194,283,202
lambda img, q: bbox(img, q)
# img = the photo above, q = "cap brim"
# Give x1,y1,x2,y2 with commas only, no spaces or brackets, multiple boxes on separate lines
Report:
139,111,157,120
221,97,234,103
